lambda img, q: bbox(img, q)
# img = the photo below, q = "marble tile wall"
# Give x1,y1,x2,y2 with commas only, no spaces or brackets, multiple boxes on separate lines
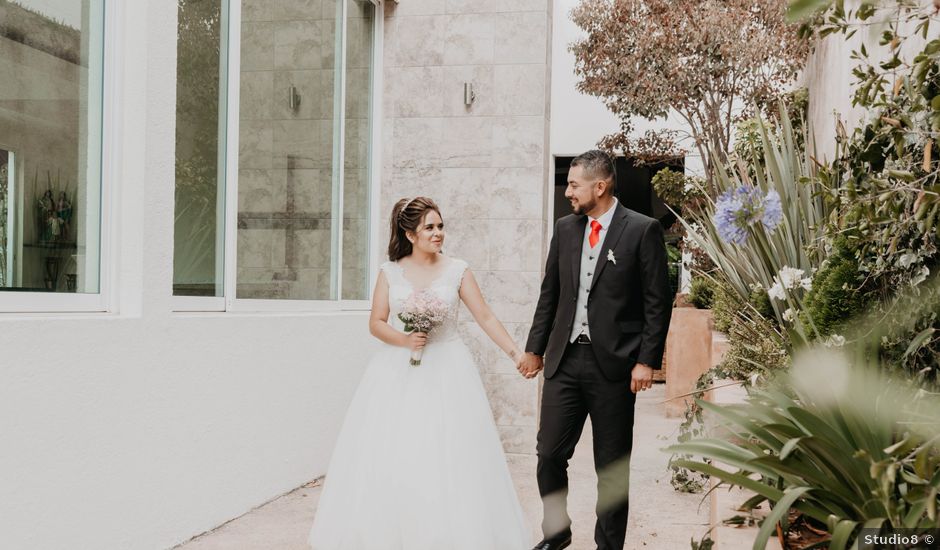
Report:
381,1,552,454
237,1,373,300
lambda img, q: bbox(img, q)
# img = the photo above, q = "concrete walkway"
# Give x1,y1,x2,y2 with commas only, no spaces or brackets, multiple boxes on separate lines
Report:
175,385,710,550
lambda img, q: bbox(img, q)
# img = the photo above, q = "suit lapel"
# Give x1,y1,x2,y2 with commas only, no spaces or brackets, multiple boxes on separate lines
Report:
590,205,629,292
570,216,587,295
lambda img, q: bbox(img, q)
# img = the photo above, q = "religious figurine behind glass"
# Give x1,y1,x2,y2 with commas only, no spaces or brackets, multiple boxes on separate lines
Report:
38,190,54,241
56,192,72,240
48,213,64,240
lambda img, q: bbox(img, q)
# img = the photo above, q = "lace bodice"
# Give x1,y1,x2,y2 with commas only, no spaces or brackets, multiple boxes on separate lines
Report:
381,257,469,343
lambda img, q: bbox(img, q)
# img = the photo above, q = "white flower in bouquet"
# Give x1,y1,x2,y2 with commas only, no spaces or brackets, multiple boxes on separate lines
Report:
397,289,449,366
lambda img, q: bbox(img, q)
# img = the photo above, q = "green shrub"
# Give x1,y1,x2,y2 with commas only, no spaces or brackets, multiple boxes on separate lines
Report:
879,276,940,382
709,277,788,377
800,240,867,337
666,242,682,298
651,168,685,210
687,276,715,309
652,167,705,212
747,285,775,320
710,280,737,334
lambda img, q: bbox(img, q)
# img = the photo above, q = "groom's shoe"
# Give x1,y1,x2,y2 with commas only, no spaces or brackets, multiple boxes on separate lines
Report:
531,533,572,550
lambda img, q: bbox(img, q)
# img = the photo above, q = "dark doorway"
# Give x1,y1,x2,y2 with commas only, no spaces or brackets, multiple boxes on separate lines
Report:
553,155,684,230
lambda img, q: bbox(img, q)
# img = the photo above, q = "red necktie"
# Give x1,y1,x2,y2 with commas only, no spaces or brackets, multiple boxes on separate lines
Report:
589,220,602,248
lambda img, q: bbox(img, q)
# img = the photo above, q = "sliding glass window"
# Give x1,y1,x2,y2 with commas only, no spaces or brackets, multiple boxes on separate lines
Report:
174,0,375,305
174,0,227,297
236,0,337,300
0,0,105,296
341,0,373,301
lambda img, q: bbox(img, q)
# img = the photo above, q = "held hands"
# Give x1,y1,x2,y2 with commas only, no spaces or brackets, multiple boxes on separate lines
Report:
516,352,543,379
630,363,653,393
405,331,428,352
510,352,653,386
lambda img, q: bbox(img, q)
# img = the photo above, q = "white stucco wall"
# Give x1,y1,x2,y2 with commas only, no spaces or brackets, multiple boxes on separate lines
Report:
0,2,373,549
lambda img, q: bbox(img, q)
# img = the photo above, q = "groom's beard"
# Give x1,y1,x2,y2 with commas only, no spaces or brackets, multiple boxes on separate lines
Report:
571,198,595,215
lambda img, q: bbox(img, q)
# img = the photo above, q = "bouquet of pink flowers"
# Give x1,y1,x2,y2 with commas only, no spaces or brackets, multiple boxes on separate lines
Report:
397,290,449,366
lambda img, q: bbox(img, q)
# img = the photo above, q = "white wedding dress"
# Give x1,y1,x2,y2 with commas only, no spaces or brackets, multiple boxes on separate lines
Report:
308,257,531,550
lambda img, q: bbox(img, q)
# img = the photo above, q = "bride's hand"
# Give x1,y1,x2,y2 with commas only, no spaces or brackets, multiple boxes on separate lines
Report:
404,331,428,351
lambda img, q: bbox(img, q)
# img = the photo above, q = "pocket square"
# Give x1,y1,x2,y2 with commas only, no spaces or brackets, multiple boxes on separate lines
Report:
607,249,617,265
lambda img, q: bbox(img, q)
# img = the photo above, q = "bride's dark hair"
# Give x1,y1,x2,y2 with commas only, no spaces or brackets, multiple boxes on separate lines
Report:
388,197,441,261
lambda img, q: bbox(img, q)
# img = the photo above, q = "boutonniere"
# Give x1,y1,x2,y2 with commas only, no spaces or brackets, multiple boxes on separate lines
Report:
607,249,617,265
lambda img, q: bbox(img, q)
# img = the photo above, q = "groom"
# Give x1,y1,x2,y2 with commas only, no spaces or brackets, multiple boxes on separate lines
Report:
519,150,672,550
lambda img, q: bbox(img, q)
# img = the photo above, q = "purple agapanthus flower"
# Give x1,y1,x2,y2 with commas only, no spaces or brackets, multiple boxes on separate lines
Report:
762,190,783,230
714,186,783,245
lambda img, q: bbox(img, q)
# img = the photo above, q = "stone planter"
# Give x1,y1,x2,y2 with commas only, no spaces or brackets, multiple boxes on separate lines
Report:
663,307,714,418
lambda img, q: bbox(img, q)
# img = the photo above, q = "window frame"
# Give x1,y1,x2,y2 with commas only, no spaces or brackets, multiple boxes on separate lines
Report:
1,146,19,287
173,0,382,313
0,0,115,314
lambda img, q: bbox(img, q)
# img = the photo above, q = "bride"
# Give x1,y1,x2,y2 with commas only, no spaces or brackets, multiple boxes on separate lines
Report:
308,197,532,549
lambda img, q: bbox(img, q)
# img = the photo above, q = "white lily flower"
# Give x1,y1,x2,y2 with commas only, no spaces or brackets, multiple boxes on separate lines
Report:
768,282,786,301
778,266,806,290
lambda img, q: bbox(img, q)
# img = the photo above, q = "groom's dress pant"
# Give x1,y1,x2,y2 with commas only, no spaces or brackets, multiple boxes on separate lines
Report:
536,341,636,550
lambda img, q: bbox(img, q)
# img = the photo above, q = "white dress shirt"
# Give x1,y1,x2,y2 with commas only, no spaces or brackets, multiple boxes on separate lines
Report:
569,198,619,343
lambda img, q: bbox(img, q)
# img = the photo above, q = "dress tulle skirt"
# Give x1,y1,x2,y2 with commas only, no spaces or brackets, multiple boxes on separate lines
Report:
308,339,531,550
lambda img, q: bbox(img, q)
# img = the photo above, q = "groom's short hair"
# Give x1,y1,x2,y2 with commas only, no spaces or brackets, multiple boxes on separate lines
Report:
570,150,617,193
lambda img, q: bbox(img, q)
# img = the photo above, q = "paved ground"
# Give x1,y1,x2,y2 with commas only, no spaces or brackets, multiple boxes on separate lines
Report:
175,384,710,550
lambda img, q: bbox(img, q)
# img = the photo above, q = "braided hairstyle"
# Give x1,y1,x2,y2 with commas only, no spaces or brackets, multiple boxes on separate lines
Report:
388,196,442,261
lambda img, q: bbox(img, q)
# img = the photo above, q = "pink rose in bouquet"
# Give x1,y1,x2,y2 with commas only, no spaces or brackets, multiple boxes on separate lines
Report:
397,290,449,366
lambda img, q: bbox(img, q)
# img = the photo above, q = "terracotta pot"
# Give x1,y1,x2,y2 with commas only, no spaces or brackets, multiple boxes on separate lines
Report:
663,307,714,418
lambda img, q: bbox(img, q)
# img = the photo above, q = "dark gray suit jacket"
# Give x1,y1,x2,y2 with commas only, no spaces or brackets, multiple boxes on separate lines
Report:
525,203,672,381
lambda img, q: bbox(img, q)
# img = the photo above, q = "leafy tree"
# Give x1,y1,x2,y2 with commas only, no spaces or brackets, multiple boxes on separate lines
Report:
570,0,809,189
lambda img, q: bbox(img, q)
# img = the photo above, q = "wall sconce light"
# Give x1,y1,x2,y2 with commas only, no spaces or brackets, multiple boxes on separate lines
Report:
288,85,301,112
464,82,475,106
